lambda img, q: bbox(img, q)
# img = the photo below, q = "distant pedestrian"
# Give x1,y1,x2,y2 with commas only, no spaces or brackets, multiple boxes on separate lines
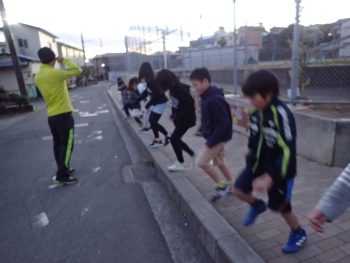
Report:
233,70,307,253
117,77,132,118
128,77,143,126
34,47,82,185
156,69,196,172
190,68,234,202
134,62,170,148
308,163,350,233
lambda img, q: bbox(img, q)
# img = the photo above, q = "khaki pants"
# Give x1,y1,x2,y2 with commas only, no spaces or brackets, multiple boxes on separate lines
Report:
197,142,226,167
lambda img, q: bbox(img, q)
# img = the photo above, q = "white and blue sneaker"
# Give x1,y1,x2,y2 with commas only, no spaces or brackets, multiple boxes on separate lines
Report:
282,228,307,253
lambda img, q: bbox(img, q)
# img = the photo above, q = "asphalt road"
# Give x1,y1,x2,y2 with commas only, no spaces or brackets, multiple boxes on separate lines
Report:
0,83,174,263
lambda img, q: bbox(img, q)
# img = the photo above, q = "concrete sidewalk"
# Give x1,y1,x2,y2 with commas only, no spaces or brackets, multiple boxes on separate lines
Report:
109,86,350,263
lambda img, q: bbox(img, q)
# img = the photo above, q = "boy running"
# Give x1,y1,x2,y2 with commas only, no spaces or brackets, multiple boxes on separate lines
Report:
233,70,307,253
190,68,234,202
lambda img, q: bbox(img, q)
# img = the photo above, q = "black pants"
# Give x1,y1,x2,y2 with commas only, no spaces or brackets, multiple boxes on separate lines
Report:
170,124,194,163
48,112,74,181
123,103,132,117
149,111,168,139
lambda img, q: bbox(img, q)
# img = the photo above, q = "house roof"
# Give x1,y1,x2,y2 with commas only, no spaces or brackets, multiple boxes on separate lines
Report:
0,52,39,68
0,52,40,62
0,23,58,38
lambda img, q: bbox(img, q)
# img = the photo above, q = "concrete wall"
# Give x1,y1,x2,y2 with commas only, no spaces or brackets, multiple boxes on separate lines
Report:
226,97,350,167
333,121,350,167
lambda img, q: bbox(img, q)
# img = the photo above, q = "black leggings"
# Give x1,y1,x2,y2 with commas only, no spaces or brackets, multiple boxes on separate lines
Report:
123,103,132,116
170,125,194,163
149,111,168,139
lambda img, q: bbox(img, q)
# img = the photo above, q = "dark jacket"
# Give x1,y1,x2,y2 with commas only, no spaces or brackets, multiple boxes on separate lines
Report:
170,83,196,127
129,89,141,109
246,110,262,170
255,98,297,184
200,86,233,148
145,80,168,108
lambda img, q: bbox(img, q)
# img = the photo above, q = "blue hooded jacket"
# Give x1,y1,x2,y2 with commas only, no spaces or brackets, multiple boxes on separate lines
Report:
200,86,233,148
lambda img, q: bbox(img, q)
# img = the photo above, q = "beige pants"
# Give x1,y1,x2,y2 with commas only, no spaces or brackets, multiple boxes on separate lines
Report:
197,142,226,167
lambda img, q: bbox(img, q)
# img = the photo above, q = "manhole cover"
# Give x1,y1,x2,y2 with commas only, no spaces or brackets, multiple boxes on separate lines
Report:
123,164,156,183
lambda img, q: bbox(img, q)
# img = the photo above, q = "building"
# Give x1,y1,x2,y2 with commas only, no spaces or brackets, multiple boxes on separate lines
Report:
238,26,264,49
0,23,58,59
0,23,85,94
0,53,40,96
57,41,85,66
91,52,147,80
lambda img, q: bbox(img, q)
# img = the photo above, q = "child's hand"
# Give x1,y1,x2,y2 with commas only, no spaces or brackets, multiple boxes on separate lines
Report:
308,209,328,233
252,174,273,193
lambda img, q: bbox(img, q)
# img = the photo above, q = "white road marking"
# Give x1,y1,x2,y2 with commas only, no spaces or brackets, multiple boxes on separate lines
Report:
96,110,109,114
42,135,53,141
79,112,98,117
73,109,80,113
79,100,90,104
93,166,101,172
75,123,89,128
33,212,49,228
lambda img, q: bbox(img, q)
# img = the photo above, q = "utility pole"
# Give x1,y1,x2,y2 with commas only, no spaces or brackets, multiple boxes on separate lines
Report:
81,32,86,68
0,0,27,96
290,0,301,105
200,14,204,67
232,0,238,94
162,30,167,69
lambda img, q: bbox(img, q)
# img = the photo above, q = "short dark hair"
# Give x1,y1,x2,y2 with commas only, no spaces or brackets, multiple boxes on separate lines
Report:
190,68,211,83
156,69,179,91
38,47,56,64
138,62,154,82
242,70,279,98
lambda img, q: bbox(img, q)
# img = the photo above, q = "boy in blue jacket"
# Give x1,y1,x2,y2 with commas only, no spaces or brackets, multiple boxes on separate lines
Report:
190,68,234,202
234,70,307,253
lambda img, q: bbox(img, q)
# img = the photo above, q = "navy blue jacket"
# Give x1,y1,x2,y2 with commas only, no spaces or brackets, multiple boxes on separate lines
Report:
200,86,233,148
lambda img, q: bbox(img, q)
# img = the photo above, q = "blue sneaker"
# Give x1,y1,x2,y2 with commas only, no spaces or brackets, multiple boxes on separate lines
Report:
242,199,267,226
282,228,307,253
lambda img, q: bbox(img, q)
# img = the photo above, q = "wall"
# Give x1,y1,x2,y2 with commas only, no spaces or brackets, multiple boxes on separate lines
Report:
181,45,258,70
226,96,350,167
10,24,41,58
0,70,17,91
38,32,58,56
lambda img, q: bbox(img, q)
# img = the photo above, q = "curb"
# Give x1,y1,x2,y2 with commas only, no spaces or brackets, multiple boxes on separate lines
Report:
107,89,265,263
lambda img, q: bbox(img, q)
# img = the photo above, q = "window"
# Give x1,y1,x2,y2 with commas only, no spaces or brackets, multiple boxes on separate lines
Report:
18,38,28,48
18,39,23,47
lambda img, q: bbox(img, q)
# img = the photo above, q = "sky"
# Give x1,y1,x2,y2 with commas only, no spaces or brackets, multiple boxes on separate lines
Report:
1,0,350,58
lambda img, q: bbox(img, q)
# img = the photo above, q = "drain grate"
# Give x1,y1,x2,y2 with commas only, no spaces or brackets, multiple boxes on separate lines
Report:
130,164,156,182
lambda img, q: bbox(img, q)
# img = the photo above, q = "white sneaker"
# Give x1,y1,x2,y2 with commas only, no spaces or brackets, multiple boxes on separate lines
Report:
168,161,186,172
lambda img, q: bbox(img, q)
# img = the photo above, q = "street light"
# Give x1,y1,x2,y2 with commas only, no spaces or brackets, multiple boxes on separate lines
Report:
101,63,105,68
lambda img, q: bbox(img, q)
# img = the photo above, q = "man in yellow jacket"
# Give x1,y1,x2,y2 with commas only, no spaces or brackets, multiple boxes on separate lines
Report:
35,47,82,185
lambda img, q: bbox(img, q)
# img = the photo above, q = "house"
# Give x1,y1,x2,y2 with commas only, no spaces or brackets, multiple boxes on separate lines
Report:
0,23,85,94
57,41,85,66
0,53,40,97
0,23,58,59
